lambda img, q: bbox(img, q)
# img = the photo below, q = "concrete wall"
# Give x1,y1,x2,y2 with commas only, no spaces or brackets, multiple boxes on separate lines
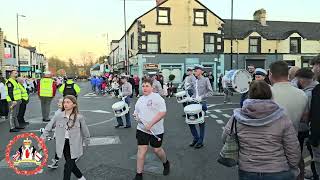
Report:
139,0,224,53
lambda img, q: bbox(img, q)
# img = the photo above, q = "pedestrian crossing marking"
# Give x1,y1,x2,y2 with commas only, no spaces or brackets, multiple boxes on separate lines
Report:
87,136,121,146
216,120,224,124
84,93,97,97
214,110,222,113
222,114,231,118
210,114,218,119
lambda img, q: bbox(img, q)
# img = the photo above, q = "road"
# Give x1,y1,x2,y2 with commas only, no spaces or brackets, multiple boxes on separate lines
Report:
0,81,278,180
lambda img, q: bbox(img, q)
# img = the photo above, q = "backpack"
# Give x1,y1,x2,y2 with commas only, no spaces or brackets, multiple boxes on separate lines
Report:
63,83,77,97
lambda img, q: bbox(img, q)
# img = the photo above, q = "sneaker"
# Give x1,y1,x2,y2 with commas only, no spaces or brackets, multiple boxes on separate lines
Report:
114,124,124,128
124,126,131,129
189,141,197,147
9,128,19,132
48,159,59,169
78,176,86,180
133,173,143,180
194,143,204,149
163,160,170,176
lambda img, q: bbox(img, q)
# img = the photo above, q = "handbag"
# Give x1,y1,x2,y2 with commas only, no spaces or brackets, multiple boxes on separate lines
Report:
217,117,239,167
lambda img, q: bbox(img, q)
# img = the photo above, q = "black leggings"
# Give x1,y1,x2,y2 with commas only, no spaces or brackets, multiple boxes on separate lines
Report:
63,139,83,180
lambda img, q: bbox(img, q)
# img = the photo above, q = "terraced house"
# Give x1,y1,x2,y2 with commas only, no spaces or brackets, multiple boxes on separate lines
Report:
108,0,320,83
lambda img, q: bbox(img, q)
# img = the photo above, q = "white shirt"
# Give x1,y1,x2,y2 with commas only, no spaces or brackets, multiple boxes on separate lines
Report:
0,83,7,100
272,82,308,132
134,92,166,135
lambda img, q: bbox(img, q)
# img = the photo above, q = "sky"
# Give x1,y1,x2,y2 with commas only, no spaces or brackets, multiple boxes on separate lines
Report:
1,0,319,63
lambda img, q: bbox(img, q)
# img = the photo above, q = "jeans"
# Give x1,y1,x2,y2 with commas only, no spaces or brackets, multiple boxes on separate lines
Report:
40,97,53,121
238,170,294,180
116,97,131,127
188,102,207,144
63,139,82,180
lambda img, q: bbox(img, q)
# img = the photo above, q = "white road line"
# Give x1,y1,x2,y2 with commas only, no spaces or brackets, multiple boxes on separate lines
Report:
214,110,222,113
216,120,224,124
210,114,218,119
207,103,238,108
205,116,209,118
223,114,231,118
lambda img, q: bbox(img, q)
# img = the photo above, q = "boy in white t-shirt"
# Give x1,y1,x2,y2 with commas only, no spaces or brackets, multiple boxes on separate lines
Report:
132,79,170,180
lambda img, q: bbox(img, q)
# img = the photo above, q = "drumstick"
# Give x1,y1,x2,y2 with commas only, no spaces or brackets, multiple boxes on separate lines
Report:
133,114,161,141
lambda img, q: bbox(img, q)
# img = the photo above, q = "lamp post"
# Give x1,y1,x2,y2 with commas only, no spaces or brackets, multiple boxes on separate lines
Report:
230,0,234,70
123,0,130,75
17,13,26,76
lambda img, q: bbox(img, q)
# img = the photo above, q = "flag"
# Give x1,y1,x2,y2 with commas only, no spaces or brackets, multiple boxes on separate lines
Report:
12,151,20,161
34,152,42,162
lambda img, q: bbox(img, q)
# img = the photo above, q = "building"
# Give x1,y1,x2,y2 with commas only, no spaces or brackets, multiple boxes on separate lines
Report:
109,0,320,83
224,9,320,70
0,29,5,76
109,0,224,85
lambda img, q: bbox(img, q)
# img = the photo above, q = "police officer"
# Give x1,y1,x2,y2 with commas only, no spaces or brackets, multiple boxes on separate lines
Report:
58,76,81,98
38,71,57,122
6,70,24,132
187,65,213,149
17,77,29,127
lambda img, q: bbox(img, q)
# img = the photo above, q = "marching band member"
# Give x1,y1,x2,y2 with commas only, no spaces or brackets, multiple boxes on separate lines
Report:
151,75,163,96
132,78,170,180
182,67,196,117
187,65,213,149
115,76,132,128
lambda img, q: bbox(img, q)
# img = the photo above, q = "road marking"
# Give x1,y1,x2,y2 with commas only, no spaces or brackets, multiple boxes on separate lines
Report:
209,108,236,112
223,114,231,118
214,110,222,113
210,114,218,119
205,116,209,118
216,120,224,124
81,110,111,114
84,93,97,97
87,117,115,127
207,103,238,108
87,136,121,146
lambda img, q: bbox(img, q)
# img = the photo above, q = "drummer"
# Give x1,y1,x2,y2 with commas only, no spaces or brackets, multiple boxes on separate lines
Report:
188,65,213,149
115,75,132,128
182,67,196,117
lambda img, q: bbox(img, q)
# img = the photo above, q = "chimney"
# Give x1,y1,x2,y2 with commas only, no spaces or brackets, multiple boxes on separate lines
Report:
253,9,267,26
156,0,166,6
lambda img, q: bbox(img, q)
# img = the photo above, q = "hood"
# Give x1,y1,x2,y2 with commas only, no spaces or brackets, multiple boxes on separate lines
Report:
233,99,285,126
303,81,319,93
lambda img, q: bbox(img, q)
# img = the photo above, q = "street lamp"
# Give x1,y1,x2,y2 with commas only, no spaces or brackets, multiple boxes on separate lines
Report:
17,13,26,76
230,0,234,70
123,0,129,75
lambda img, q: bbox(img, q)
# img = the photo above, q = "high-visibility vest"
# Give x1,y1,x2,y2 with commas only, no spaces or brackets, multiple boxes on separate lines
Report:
5,78,22,102
39,78,54,97
19,83,29,101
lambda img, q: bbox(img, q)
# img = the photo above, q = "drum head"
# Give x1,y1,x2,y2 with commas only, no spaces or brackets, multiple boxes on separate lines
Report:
232,70,252,93
184,104,202,114
176,91,186,97
112,101,125,110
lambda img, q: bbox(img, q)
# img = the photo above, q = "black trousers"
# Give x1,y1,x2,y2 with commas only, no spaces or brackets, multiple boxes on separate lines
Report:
17,100,27,124
134,85,139,97
63,139,82,180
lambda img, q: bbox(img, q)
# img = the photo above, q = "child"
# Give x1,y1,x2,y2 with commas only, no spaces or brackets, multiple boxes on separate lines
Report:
101,80,107,96
41,95,90,180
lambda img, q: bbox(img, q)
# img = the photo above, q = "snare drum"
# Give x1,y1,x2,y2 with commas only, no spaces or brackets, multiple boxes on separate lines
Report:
184,104,204,124
175,91,188,103
112,101,129,117
223,69,252,94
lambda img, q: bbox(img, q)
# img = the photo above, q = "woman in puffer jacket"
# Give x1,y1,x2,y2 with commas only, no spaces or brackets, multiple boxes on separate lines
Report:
223,80,301,180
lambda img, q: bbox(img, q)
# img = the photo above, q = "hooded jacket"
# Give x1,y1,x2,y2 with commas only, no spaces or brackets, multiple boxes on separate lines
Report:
222,99,300,173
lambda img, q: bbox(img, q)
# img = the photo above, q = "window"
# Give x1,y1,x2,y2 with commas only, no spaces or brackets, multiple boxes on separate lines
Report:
130,33,134,50
204,33,215,53
193,9,207,26
290,37,301,53
146,32,160,53
157,7,170,25
13,46,16,58
4,43,6,48
249,37,261,53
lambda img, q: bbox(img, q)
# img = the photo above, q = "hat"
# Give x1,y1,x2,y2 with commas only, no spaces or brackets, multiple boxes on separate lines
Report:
187,67,193,71
120,75,127,79
194,65,204,71
254,68,267,76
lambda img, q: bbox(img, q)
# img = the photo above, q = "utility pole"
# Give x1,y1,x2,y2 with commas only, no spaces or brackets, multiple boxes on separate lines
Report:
230,0,234,70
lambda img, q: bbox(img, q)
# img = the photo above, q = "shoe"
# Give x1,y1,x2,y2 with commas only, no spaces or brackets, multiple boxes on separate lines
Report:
78,176,86,180
189,141,197,147
43,119,50,122
194,143,204,149
133,173,143,180
16,126,25,129
48,159,59,169
124,126,131,129
114,124,124,128
24,122,30,126
75,157,79,162
163,160,170,176
9,128,19,132
182,114,186,117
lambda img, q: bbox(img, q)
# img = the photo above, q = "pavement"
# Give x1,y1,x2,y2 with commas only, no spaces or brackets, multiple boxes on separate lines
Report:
0,81,311,180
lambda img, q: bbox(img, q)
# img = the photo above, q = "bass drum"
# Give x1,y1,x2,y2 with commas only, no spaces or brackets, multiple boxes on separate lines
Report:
223,69,252,94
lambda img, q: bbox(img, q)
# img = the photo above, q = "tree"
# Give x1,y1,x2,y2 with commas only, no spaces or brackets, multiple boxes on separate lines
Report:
48,56,68,73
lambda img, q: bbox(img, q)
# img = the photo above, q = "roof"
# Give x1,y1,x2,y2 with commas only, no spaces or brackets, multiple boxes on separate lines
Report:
4,39,17,45
223,19,320,40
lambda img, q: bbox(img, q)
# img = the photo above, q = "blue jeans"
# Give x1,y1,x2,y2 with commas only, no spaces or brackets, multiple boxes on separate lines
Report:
116,97,131,127
188,102,207,144
239,170,294,180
